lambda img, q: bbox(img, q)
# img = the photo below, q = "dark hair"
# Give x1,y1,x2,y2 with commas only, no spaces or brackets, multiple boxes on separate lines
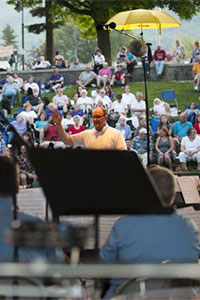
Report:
116,94,122,100
0,157,17,196
160,127,169,136
22,131,32,141
148,166,175,207
55,51,59,55
105,84,113,97
187,127,196,136
158,115,170,130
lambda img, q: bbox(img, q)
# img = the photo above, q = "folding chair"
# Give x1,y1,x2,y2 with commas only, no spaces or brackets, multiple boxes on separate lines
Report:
162,89,178,117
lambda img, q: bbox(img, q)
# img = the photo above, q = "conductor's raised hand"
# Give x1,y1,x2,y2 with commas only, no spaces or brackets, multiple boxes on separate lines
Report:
52,109,62,125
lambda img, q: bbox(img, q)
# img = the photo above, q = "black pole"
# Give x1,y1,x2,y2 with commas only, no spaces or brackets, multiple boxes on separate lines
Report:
141,57,150,166
22,5,25,71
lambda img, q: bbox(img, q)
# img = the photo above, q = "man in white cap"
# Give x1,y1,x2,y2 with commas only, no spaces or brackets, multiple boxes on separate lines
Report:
131,128,153,167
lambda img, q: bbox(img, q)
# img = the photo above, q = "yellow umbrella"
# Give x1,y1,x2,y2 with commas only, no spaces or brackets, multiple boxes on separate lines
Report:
107,9,181,43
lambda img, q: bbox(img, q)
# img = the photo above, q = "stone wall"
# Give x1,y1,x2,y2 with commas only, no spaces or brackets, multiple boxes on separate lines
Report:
0,63,193,85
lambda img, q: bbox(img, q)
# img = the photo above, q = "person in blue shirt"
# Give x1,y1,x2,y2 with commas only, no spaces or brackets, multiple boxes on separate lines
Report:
46,69,64,92
100,166,200,299
126,47,137,77
0,156,61,262
115,115,132,140
173,113,193,144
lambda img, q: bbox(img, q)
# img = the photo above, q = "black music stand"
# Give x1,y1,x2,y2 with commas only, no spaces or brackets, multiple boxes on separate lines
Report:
28,148,173,249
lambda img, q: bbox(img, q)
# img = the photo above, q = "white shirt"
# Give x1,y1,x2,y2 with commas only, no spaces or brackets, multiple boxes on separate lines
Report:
131,100,146,115
61,118,74,129
122,92,136,107
71,124,127,150
53,94,68,106
153,102,168,116
111,100,127,114
24,82,39,93
181,136,200,151
93,54,105,65
19,110,37,123
95,95,112,108
32,60,51,69
77,96,93,111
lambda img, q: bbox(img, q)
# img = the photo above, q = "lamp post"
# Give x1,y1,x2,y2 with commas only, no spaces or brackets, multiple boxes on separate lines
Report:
15,0,25,71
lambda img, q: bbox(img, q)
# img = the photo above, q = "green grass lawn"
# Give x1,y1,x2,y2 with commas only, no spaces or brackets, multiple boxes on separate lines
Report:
12,80,199,116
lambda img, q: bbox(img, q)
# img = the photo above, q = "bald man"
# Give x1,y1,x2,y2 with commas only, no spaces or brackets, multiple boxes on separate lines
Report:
52,107,127,150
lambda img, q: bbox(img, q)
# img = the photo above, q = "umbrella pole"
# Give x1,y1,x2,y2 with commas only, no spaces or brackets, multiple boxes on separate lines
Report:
141,57,151,166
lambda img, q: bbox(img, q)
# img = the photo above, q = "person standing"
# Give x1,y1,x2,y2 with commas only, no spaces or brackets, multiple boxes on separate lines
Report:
52,107,127,150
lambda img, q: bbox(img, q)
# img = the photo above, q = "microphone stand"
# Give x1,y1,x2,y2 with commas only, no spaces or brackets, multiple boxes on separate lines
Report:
108,28,151,165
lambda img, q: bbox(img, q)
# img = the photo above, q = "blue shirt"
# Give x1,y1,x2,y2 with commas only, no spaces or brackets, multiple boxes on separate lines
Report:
0,197,58,262
132,136,153,154
173,121,193,138
50,73,63,82
115,124,132,140
34,120,48,130
100,213,200,299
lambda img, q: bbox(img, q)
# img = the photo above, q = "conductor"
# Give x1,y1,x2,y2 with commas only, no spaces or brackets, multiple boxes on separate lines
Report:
52,107,127,150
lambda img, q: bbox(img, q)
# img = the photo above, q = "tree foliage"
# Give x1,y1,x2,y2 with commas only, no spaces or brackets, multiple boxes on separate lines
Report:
1,24,17,47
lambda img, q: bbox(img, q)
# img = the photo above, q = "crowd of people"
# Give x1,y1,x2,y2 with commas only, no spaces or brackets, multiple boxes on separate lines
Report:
1,42,200,187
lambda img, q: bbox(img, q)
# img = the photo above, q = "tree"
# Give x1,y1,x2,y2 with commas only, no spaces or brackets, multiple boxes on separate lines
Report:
1,24,17,47
57,0,200,64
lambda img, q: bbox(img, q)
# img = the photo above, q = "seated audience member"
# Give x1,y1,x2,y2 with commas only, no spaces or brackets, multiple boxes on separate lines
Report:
192,41,200,63
173,40,185,63
131,91,146,119
126,47,137,76
132,128,153,167
24,75,40,95
77,85,83,97
155,127,174,169
6,115,27,144
71,104,84,118
32,56,51,70
76,65,97,89
91,87,101,104
122,85,136,109
97,62,112,88
125,138,137,152
157,115,173,136
115,115,132,140
95,89,112,112
153,98,171,117
18,102,37,124
34,112,48,144
0,156,61,262
18,145,37,187
1,147,11,157
0,132,6,156
112,94,128,115
93,48,105,74
45,103,56,119
53,87,69,113
70,57,81,69
2,75,20,107
22,131,34,147
77,89,93,113
61,111,74,131
153,45,167,77
105,84,114,101
25,88,44,117
179,127,200,170
173,113,193,144
116,46,127,67
46,69,64,92
193,55,200,91
194,113,200,134
100,165,200,299
183,101,199,125
69,115,85,135
13,73,24,92
53,51,66,68
70,92,79,107
110,65,125,87
42,116,65,149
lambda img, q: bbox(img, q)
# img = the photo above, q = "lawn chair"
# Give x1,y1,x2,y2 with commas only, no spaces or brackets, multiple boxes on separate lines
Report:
162,89,178,117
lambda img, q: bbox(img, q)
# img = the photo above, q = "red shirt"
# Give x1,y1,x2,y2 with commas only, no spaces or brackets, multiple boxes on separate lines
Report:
69,125,85,135
194,123,200,134
115,71,123,80
45,125,60,141
153,49,166,61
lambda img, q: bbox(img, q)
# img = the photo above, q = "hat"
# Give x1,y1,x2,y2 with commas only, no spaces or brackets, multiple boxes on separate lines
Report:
139,128,147,134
